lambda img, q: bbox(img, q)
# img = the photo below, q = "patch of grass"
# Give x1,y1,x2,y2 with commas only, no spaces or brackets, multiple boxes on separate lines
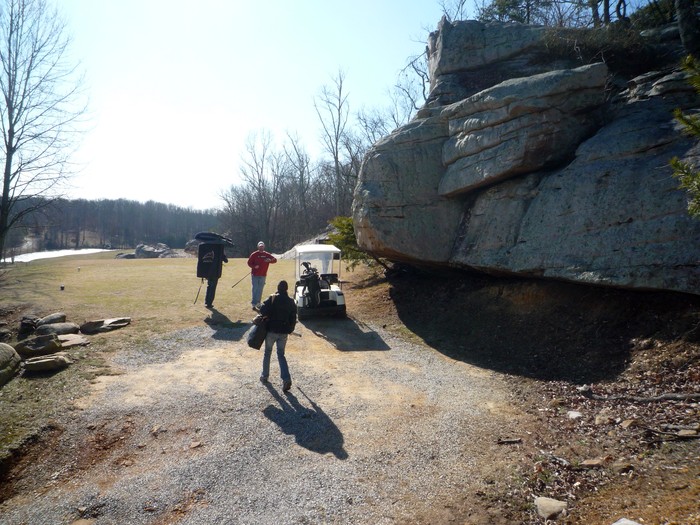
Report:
0,251,298,461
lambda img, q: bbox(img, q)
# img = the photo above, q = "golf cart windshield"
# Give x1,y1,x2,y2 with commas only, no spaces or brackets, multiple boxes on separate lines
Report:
295,244,341,281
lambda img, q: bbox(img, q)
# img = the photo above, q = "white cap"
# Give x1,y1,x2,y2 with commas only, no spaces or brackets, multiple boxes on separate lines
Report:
257,241,265,247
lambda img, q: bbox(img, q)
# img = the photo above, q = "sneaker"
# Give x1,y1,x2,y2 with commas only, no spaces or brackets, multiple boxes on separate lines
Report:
252,304,260,312
282,380,292,392
259,375,268,383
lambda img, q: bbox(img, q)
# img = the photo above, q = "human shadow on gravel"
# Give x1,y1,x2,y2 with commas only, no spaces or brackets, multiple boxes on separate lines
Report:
300,317,389,352
263,385,348,459
204,307,246,342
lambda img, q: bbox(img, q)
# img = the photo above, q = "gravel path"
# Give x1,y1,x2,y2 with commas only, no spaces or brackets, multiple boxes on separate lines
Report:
0,317,533,525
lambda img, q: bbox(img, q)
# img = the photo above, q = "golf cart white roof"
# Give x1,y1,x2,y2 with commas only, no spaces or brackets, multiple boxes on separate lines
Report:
295,244,340,254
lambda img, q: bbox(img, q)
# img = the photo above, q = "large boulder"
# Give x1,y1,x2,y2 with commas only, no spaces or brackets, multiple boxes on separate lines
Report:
80,317,131,335
134,243,173,258
36,312,67,327
23,352,72,374
18,315,39,339
0,342,21,387
450,85,700,292
353,21,700,295
14,334,62,359
35,322,80,336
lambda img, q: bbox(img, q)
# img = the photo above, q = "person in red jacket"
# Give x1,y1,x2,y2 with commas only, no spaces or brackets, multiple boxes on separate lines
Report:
247,241,277,310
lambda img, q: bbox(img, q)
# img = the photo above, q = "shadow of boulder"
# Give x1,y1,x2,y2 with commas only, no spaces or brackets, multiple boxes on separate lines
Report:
388,269,700,384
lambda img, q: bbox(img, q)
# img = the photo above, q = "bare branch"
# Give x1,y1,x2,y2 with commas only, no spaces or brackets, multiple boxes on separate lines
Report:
0,0,86,259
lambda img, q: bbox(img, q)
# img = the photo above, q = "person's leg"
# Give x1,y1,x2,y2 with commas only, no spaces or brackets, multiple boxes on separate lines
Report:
275,334,290,384
251,276,266,307
251,276,260,307
260,332,274,382
205,278,217,306
259,276,266,302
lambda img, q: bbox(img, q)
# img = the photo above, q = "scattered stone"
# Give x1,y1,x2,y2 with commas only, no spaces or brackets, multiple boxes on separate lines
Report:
36,312,67,327
534,496,567,520
80,318,131,335
14,334,62,359
677,429,698,437
0,342,21,387
620,419,638,429
612,519,643,525
190,441,202,449
580,458,606,468
612,461,635,474
23,352,72,373
35,322,80,336
0,327,12,342
594,408,615,425
18,315,39,339
57,333,91,348
496,437,522,445
567,411,583,420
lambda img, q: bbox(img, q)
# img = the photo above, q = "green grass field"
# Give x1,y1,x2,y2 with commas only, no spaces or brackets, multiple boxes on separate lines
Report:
2,251,298,332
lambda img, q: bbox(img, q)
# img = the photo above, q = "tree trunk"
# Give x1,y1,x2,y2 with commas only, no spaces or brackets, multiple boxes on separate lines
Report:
590,0,601,27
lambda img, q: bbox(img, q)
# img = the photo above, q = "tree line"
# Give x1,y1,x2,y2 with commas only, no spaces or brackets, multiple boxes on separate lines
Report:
4,197,219,255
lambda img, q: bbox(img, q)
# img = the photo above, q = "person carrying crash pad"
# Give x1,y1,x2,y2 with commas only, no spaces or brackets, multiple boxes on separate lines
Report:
247,241,277,310
197,242,228,308
259,280,297,392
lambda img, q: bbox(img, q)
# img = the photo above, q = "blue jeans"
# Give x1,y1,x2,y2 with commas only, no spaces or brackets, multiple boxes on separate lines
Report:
251,275,266,306
261,332,290,381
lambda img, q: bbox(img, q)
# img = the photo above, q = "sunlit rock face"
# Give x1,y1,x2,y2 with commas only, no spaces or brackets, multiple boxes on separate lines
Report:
353,19,700,295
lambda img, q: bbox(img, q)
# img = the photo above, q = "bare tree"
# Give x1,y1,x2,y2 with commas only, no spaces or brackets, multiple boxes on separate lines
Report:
0,0,85,260
438,0,470,21
314,70,350,216
283,131,313,240
238,130,283,248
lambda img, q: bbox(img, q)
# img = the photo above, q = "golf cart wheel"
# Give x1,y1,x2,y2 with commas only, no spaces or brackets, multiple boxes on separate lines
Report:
297,306,311,320
335,305,347,318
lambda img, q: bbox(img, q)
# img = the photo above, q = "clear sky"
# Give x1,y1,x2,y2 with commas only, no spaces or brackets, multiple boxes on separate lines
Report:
56,0,450,211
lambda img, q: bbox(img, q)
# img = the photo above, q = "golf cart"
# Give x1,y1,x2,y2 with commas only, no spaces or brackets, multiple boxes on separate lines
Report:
294,244,346,319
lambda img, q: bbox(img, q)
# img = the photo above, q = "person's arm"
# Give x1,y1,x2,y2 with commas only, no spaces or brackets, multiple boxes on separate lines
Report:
259,295,271,316
288,301,297,332
265,252,277,264
247,253,258,269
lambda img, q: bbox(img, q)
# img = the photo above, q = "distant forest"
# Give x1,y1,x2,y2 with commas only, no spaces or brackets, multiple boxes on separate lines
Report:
5,198,220,253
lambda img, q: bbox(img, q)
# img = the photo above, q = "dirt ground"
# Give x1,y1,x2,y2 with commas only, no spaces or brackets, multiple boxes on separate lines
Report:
1,264,699,523
349,266,700,524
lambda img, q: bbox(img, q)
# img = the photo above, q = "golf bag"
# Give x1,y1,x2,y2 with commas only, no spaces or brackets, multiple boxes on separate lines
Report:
246,316,267,349
299,262,322,308
197,243,227,279
194,231,234,246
